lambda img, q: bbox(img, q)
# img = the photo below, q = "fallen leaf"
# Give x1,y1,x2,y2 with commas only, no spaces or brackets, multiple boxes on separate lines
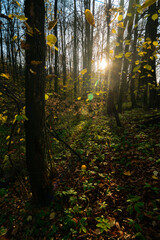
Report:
152,175,158,180
123,170,132,176
49,211,56,220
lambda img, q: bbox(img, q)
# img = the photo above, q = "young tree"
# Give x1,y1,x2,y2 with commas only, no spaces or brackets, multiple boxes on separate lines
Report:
24,0,53,205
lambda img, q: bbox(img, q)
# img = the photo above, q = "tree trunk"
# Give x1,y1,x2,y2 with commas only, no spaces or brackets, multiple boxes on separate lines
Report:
106,0,121,126
147,2,158,108
83,0,91,96
54,0,58,93
24,0,53,205
118,0,135,112
130,7,138,108
73,0,78,98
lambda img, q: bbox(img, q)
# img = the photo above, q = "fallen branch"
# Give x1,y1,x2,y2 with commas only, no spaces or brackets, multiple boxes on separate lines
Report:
46,123,82,162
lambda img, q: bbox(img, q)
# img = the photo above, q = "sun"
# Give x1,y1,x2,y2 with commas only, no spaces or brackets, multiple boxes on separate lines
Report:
99,58,107,70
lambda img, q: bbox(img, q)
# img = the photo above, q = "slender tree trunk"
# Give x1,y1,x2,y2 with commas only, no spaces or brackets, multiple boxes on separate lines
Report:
0,27,5,72
130,8,138,108
83,0,91,96
24,0,53,205
73,0,78,98
105,0,111,89
54,0,58,93
147,2,158,108
118,0,135,112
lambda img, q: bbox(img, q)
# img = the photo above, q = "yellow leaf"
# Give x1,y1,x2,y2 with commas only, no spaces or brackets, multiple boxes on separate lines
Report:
85,9,95,27
127,13,132,17
110,49,114,54
17,128,20,134
12,35,17,41
115,42,120,47
80,68,87,75
143,64,152,70
123,170,132,176
81,165,87,171
112,28,116,34
0,73,10,79
153,41,158,46
152,175,158,180
8,14,15,19
141,0,157,9
115,53,123,59
54,46,59,51
45,94,49,100
46,34,57,46
48,19,57,31
24,22,33,32
152,13,158,21
125,40,131,45
138,51,147,56
16,15,27,21
20,138,25,142
118,15,123,21
16,1,21,6
29,69,37,75
117,22,124,28
135,60,140,65
77,97,81,100
6,136,10,140
125,52,132,58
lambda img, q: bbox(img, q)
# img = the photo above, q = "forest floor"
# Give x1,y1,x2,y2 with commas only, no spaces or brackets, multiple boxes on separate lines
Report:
0,98,160,240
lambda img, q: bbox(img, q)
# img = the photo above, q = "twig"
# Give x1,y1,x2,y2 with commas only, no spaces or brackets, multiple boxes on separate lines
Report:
46,123,82,161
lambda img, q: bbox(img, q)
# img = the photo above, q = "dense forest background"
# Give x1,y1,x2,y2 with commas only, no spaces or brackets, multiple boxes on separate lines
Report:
0,0,160,239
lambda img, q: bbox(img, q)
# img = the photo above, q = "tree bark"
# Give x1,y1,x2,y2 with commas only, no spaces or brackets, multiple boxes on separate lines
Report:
54,0,58,93
24,0,53,205
73,0,78,98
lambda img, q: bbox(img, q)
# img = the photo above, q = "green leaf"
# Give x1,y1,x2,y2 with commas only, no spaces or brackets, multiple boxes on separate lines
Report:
143,64,152,70
22,115,28,121
88,93,94,101
0,226,7,236
133,65,140,73
16,115,24,121
156,159,160,164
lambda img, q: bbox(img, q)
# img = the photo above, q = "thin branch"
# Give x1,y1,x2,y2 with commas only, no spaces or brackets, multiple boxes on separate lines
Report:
46,123,82,161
